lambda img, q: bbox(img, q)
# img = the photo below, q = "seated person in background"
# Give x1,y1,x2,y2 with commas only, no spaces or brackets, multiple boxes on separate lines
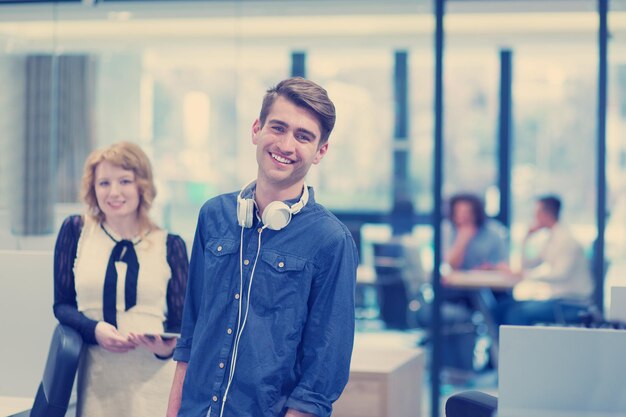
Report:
498,195,594,325
441,193,511,312
444,193,509,272
53,142,189,417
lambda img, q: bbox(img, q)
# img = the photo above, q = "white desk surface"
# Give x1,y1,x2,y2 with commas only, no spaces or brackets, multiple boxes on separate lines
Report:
0,396,32,416
443,270,519,289
356,265,376,284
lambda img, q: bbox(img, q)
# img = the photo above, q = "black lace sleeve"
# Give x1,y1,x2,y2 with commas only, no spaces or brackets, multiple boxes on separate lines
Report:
165,234,190,333
53,215,99,344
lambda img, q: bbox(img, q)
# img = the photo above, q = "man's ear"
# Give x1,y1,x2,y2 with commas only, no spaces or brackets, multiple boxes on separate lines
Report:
313,142,329,165
252,119,261,144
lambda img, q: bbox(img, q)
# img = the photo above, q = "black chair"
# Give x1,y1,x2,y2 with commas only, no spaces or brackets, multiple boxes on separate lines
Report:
445,390,498,417
28,324,83,417
373,242,411,329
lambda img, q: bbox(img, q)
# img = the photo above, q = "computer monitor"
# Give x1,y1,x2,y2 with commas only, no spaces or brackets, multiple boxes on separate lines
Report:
498,325,626,417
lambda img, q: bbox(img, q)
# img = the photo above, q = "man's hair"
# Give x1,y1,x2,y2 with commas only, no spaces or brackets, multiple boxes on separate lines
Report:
538,195,562,220
449,193,486,227
81,141,156,232
259,77,336,145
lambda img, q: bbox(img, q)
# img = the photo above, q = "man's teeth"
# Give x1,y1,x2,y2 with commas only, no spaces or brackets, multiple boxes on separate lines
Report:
272,153,293,164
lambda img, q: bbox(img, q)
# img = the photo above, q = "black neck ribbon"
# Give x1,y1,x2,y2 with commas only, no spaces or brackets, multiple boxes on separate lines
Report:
102,235,140,328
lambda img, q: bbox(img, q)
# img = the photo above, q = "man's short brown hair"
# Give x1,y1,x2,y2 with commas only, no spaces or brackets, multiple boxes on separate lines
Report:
259,77,336,146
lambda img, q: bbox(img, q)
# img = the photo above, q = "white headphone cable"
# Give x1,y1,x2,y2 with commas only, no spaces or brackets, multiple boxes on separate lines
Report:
220,226,264,417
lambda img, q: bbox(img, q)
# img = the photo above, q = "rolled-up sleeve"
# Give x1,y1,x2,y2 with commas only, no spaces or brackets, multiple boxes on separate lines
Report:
284,229,358,417
173,207,207,363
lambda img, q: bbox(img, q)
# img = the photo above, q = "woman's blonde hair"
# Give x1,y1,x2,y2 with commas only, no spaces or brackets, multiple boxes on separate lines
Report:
81,141,157,232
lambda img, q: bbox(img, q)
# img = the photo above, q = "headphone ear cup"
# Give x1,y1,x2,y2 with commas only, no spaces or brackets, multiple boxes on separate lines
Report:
262,201,292,231
237,198,254,228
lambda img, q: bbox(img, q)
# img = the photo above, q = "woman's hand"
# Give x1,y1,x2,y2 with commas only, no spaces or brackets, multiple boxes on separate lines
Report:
95,321,137,353
128,333,177,358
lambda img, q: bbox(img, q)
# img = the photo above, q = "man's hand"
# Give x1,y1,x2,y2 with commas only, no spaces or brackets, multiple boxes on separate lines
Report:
285,409,315,417
526,222,543,237
456,224,477,244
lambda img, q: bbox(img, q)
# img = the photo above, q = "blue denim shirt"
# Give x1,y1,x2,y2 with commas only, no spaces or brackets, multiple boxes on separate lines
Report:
174,187,358,417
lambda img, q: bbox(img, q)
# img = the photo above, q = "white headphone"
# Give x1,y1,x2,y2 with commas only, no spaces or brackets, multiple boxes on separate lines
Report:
236,179,309,231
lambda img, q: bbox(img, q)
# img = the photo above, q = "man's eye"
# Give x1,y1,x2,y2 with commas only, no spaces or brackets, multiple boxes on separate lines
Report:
272,125,285,133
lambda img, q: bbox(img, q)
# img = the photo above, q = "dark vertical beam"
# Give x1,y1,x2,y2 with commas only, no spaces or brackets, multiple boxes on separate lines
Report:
15,55,56,235
497,49,513,228
594,0,608,310
291,51,306,78
391,51,413,234
431,0,445,417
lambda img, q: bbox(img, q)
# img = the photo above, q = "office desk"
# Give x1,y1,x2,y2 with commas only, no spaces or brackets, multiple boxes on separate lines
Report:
357,264,376,284
333,346,424,417
443,270,519,367
0,397,31,417
443,270,519,290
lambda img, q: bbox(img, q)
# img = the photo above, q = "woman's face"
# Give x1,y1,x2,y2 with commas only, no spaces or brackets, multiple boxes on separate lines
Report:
452,200,476,227
94,160,140,223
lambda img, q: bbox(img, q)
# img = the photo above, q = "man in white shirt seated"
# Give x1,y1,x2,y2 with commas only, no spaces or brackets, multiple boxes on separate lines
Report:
497,195,595,325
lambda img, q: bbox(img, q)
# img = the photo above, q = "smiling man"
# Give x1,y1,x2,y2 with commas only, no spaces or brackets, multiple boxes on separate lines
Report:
167,77,358,417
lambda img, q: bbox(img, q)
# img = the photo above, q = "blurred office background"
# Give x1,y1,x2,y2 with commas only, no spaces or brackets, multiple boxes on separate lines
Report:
1,0,625,416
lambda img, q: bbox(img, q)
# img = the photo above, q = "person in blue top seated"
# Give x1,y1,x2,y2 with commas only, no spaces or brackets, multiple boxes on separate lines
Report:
442,193,510,312
444,193,509,272
166,77,359,417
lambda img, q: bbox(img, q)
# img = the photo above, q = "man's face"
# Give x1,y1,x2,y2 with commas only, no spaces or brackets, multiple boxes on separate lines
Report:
534,202,551,227
252,96,328,190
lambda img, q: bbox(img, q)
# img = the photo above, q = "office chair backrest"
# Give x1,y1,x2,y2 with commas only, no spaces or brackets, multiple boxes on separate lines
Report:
445,390,497,417
30,324,83,417
372,241,406,284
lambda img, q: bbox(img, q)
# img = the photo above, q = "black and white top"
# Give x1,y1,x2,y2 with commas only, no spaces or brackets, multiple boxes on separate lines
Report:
53,214,189,417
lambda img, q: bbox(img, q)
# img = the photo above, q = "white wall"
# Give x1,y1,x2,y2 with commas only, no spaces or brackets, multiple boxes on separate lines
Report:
0,250,57,397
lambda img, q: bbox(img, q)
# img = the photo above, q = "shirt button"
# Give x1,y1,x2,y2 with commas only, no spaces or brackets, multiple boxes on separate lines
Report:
234,293,240,300
243,259,250,266
217,245,223,252
278,261,285,268
219,362,225,369
257,227,263,233
227,328,233,335
212,395,218,402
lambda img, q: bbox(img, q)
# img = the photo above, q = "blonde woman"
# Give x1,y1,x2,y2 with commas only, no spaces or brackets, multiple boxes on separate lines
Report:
53,141,189,416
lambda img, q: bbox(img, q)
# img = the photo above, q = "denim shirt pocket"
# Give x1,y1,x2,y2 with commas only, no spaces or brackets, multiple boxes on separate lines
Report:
204,237,239,294
254,250,307,316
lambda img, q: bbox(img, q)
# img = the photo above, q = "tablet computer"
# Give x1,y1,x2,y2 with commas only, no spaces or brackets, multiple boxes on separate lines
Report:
144,332,181,341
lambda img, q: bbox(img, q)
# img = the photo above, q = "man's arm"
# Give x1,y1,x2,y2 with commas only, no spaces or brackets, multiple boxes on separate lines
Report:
284,229,358,417
446,226,476,269
286,409,314,417
167,361,188,417
167,207,207,416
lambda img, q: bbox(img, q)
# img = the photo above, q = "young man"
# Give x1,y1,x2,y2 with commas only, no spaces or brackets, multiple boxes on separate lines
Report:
167,77,358,417
498,195,594,325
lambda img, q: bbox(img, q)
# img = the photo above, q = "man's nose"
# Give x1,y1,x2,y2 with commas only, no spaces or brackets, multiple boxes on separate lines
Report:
276,133,295,153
